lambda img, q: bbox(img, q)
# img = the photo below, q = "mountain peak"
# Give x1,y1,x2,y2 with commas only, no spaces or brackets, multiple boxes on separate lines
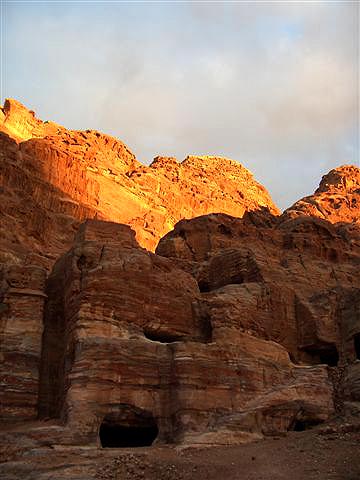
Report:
283,164,360,224
0,98,279,267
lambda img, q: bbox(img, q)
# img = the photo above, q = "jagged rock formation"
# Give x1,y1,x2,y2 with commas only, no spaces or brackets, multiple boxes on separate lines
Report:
0,98,64,141
0,99,359,478
283,165,360,224
0,99,278,267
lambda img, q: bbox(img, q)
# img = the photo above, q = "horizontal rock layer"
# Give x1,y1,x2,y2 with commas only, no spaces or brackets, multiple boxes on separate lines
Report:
35,219,337,446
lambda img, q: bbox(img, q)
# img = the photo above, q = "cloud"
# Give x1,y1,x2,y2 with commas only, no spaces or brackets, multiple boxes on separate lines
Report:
3,1,359,209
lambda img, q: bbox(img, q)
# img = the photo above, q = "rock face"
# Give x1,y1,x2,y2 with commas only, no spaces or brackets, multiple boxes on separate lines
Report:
157,211,360,363
0,98,64,141
0,99,278,267
0,98,359,468
1,206,359,446
0,264,47,421
5,219,333,447
284,165,360,225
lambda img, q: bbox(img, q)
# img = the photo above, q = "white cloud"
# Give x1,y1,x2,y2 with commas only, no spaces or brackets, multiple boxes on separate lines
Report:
3,1,359,209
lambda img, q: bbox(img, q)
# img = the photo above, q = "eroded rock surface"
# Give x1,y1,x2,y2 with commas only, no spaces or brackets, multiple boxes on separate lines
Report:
8,219,334,449
0,264,47,421
0,99,278,267
283,165,360,224
157,212,360,362
3,199,359,447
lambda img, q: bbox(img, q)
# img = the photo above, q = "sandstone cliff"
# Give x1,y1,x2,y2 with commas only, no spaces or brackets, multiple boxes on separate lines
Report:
0,99,278,268
0,99,359,478
1,170,359,447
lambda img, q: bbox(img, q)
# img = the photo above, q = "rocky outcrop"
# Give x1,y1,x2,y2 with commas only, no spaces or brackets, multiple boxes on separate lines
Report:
4,208,358,445
32,219,333,447
283,165,360,224
157,211,360,365
0,99,279,267
0,98,64,141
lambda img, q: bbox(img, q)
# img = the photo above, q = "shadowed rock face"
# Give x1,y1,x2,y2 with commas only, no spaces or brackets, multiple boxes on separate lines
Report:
2,205,359,446
0,264,47,421
0,99,359,462
157,211,360,363
33,219,334,447
0,99,279,268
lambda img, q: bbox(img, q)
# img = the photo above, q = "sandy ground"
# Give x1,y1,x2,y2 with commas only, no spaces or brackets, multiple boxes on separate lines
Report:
1,422,360,480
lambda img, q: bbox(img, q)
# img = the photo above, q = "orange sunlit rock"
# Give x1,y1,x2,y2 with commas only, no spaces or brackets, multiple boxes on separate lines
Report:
0,99,279,268
283,165,360,224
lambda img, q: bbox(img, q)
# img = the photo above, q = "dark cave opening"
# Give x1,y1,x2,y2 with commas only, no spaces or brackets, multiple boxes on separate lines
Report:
302,343,339,367
291,419,322,432
318,345,339,367
144,330,180,343
100,423,158,448
198,280,210,293
99,410,158,448
354,333,360,360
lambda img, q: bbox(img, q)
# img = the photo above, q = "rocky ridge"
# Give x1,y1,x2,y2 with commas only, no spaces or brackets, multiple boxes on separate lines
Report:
0,99,278,267
284,165,360,224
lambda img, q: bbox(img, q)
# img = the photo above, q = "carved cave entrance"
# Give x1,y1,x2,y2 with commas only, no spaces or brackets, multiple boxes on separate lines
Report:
144,329,180,343
99,406,158,448
290,419,322,432
302,343,339,367
318,345,339,367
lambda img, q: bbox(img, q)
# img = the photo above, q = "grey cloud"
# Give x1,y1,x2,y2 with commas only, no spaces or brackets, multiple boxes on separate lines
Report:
3,2,359,209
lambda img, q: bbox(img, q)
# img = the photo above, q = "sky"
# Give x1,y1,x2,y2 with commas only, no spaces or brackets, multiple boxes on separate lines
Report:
1,0,359,210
